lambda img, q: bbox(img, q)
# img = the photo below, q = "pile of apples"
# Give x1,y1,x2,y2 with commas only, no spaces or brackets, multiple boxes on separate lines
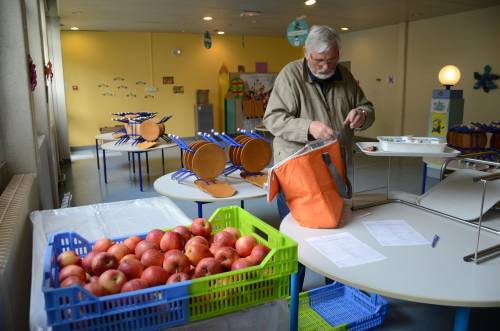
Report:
55,218,270,297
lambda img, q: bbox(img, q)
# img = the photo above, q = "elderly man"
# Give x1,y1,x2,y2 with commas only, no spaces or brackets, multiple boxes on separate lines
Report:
263,25,375,289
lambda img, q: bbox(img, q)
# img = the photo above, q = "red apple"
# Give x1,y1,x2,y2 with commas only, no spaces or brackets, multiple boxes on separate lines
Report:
121,278,148,293
167,272,190,284
163,252,191,274
223,227,241,240
118,258,145,280
160,231,185,252
123,236,142,251
92,238,113,252
98,269,127,294
209,242,226,256
248,244,271,265
91,252,118,276
141,266,170,287
82,251,97,274
185,243,212,266
214,247,239,270
146,229,165,246
185,236,209,250
173,226,192,242
164,249,183,259
57,251,82,268
59,265,86,283
60,275,85,288
107,243,130,261
141,248,164,267
120,253,140,263
190,218,212,238
213,231,237,248
193,257,222,278
89,275,99,283
231,258,255,271
235,235,258,257
83,281,107,297
135,240,159,259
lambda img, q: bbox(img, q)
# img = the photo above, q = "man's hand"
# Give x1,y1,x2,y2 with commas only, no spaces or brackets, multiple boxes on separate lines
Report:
309,121,334,140
343,108,366,129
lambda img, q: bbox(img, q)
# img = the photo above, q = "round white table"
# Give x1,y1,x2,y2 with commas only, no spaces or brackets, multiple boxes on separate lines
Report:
95,132,118,170
281,200,500,331
154,170,267,217
101,141,177,191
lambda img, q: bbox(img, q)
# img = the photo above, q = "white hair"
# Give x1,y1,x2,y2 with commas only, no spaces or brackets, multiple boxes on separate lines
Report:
304,25,341,54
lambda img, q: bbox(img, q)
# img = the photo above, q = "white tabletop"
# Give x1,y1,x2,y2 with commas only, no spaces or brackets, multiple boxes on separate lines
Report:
101,141,177,153
357,142,461,158
280,201,500,307
95,132,118,141
154,170,267,203
30,197,192,330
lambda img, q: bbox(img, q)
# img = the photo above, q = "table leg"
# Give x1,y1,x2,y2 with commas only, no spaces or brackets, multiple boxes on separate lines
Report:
240,200,245,209
103,149,108,183
421,162,428,194
454,307,470,331
289,272,299,331
162,149,165,174
128,152,130,164
95,139,100,170
132,153,136,174
180,149,183,168
138,153,143,191
146,151,150,176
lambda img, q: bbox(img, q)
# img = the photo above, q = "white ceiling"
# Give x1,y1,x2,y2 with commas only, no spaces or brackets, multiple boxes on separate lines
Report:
57,0,500,35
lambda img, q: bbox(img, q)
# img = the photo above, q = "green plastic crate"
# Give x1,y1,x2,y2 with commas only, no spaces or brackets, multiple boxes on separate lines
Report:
188,206,298,322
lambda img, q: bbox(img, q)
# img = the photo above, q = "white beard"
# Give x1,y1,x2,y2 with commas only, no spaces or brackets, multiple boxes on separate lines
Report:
307,62,335,80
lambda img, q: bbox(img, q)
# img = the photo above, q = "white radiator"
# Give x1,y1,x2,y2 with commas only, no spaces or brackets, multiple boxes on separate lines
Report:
0,174,39,331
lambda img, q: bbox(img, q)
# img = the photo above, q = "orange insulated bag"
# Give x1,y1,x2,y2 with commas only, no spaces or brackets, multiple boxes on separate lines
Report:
267,139,351,228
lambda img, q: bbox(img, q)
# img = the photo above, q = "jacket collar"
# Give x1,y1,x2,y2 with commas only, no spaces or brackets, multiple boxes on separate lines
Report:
302,58,343,84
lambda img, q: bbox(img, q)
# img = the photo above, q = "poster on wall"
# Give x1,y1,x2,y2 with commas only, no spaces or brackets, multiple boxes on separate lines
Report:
173,86,184,94
287,18,308,47
239,73,277,118
163,76,174,84
429,98,449,138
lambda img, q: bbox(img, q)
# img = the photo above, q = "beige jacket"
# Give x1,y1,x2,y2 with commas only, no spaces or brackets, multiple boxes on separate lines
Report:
263,59,374,164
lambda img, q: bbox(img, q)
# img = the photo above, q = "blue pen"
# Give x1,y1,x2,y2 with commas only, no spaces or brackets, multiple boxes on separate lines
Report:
431,234,440,248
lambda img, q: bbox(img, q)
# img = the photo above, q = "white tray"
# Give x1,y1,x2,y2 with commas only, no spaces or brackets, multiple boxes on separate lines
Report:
377,136,446,153
356,142,461,157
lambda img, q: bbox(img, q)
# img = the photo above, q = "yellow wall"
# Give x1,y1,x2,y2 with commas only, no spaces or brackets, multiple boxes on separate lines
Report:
62,32,302,146
340,5,500,137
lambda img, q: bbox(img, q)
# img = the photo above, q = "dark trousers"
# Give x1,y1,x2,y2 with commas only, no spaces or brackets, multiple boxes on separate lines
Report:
277,192,333,291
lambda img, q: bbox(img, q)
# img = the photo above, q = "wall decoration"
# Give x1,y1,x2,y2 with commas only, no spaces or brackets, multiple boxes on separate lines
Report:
102,92,114,96
117,85,128,89
113,76,125,81
72,85,78,91
173,86,184,94
204,31,212,49
287,17,308,47
144,94,155,99
474,65,499,93
125,92,137,98
28,55,37,91
238,65,245,73
135,80,147,85
255,62,268,73
163,76,174,84
229,77,244,98
240,73,277,112
97,83,110,88
44,61,53,81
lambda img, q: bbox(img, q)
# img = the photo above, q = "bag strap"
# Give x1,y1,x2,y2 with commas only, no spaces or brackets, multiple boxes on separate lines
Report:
322,152,352,199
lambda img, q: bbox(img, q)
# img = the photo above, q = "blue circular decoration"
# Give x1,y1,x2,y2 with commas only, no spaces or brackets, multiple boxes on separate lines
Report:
287,19,308,47
204,31,212,49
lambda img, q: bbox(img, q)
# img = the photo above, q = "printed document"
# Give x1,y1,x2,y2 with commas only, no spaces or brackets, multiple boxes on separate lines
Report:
363,220,429,246
306,232,386,268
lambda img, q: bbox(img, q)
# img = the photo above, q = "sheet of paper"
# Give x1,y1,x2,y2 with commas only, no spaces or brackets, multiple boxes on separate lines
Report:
363,220,429,246
306,232,386,268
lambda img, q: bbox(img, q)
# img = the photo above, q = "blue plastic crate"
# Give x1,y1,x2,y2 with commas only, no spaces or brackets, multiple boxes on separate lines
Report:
43,232,190,331
308,282,388,331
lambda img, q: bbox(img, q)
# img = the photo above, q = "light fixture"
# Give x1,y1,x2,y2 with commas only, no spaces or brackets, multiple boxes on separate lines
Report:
305,0,316,6
70,26,79,30
171,48,182,56
217,31,225,35
340,27,349,31
203,16,213,21
438,65,461,89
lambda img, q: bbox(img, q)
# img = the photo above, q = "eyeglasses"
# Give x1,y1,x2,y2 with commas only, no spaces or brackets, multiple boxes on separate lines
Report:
308,55,337,66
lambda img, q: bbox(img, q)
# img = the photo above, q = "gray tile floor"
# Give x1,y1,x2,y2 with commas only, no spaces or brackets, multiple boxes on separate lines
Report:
61,145,499,330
